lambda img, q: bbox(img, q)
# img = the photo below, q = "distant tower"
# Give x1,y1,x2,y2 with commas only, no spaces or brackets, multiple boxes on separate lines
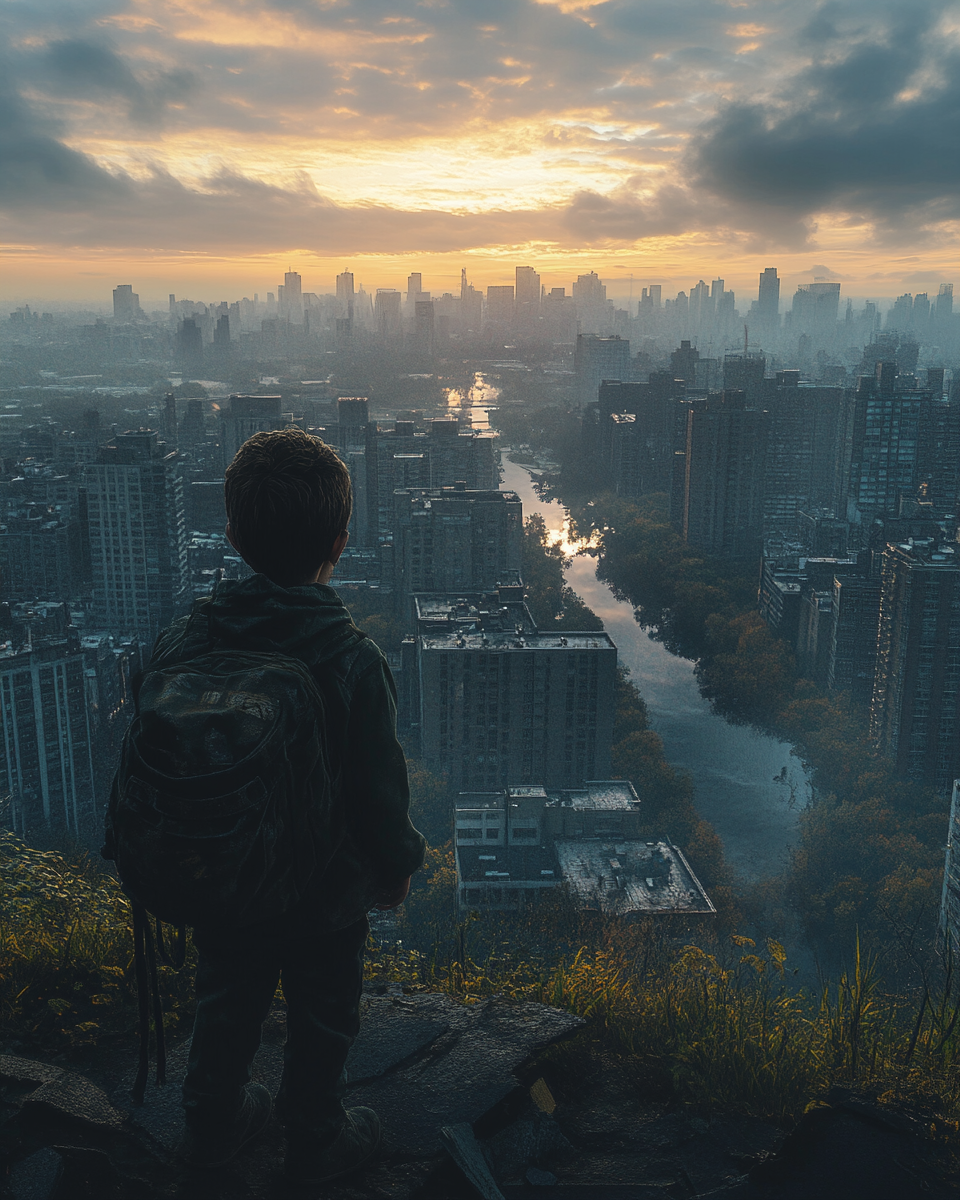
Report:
682,391,768,560
375,289,402,343
515,265,541,331
113,284,142,322
871,540,960,793
87,430,187,641
162,393,178,444
282,271,303,325
757,268,780,323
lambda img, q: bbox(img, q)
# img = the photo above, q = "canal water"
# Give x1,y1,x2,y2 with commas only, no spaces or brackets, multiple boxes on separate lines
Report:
500,458,809,881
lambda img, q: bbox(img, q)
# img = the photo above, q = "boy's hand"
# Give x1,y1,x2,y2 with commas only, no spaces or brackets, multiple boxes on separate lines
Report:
373,877,411,910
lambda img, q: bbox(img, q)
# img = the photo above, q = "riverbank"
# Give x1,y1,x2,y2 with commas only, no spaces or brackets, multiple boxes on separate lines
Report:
502,460,806,883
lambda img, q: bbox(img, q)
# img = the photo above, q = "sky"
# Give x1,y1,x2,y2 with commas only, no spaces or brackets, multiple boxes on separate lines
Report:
1,0,958,306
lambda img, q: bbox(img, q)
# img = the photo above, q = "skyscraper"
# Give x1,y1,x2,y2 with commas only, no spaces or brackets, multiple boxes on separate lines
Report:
281,270,304,325
217,394,285,471
375,289,402,343
843,362,937,524
682,392,768,560
336,271,355,321
792,281,841,339
403,591,618,790
515,265,541,331
113,284,142,322
871,540,960,793
757,268,780,341
86,430,188,641
485,286,515,327
574,334,631,407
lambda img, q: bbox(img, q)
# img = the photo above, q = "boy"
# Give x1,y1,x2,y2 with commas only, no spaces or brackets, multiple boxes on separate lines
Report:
160,428,425,1185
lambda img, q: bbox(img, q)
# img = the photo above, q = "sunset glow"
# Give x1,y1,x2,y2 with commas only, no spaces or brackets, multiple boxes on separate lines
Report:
2,0,957,302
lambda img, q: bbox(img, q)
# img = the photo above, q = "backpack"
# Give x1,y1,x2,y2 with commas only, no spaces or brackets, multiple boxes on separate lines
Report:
104,600,338,1100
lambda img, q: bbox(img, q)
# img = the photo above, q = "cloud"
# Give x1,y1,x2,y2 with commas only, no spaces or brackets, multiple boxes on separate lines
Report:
804,264,847,280
687,4,960,235
42,39,197,126
0,91,130,210
0,0,956,266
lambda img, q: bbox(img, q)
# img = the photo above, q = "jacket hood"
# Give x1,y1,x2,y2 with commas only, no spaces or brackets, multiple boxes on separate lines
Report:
203,574,361,665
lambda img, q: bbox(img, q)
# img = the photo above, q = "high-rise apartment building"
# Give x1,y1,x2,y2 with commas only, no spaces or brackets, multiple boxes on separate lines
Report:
722,352,766,405
375,289,402,343
595,377,684,498
365,420,498,539
871,540,960,793
86,431,188,640
682,392,768,560
828,574,882,705
763,372,846,541
0,612,140,843
113,284,142,322
575,335,631,407
402,590,617,791
757,268,780,338
281,271,303,325
393,486,522,613
217,394,284,471
1,634,96,840
843,362,942,524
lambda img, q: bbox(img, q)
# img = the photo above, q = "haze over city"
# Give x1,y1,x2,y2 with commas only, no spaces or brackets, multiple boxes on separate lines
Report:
6,2,960,1196
2,0,958,304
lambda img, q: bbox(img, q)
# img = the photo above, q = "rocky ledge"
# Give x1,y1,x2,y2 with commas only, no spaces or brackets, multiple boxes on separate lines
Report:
2,991,957,1199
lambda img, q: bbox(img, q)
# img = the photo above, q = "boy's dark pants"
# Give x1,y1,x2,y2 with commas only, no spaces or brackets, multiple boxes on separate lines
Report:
182,906,369,1147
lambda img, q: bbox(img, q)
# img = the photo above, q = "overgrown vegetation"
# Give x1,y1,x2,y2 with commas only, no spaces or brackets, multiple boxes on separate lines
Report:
538,485,948,965
6,828,959,1134
369,919,960,1130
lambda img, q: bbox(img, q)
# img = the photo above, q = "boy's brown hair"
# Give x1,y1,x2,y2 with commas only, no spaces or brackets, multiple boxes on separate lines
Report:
224,427,352,587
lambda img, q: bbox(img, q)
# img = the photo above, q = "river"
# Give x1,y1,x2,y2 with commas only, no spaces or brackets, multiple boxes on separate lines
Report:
500,458,809,882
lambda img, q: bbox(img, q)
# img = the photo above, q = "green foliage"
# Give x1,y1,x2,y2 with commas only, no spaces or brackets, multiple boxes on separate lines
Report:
521,514,603,631
610,668,735,919
369,923,960,1128
0,828,196,1053
543,484,948,963
406,760,453,847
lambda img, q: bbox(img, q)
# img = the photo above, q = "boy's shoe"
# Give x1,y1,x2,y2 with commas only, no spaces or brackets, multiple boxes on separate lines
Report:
283,1107,381,1187
178,1082,273,1168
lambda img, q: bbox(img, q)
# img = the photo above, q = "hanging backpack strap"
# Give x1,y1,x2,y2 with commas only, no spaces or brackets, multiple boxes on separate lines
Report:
131,902,173,1104
143,907,166,1089
132,903,151,1105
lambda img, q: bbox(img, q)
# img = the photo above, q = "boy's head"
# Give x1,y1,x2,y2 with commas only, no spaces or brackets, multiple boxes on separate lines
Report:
224,427,351,587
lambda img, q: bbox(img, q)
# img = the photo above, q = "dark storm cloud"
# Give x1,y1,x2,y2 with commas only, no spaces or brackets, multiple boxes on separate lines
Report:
0,90,130,209
43,39,197,125
688,4,960,229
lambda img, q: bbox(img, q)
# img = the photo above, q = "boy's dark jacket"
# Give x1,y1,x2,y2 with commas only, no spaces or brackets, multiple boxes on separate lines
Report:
123,573,426,928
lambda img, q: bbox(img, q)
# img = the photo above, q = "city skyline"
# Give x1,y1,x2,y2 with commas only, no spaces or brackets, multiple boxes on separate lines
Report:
1,0,957,301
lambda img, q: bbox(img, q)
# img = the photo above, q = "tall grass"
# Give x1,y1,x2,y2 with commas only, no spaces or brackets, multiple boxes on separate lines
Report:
367,932,960,1129
0,828,195,1050
4,829,959,1135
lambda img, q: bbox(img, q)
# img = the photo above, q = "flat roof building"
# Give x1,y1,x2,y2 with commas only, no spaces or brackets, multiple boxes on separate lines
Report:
402,589,617,791
453,783,713,917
